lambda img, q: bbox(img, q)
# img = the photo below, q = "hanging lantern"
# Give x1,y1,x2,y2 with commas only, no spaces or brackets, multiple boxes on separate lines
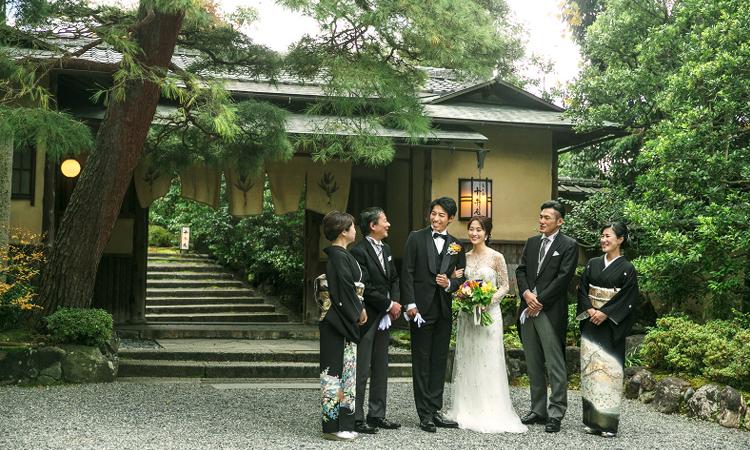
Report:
60,159,81,178
458,177,492,219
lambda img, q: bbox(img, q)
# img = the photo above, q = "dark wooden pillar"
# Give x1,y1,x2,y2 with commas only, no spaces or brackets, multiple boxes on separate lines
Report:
130,203,148,324
303,209,324,324
41,157,56,244
423,149,432,228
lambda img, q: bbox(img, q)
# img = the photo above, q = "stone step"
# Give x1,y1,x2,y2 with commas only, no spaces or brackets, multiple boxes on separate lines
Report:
145,304,276,314
147,253,212,261
146,279,245,289
147,272,234,280
146,297,266,306
118,359,412,378
148,264,225,272
119,349,412,364
145,312,288,323
146,288,257,298
117,324,319,340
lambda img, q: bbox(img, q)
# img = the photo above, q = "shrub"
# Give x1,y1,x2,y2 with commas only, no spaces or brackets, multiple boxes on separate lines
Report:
148,225,174,247
640,313,750,390
0,230,45,330
45,308,113,347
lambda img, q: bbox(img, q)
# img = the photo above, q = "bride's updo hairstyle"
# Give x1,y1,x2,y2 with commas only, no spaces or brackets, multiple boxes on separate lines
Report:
468,215,492,243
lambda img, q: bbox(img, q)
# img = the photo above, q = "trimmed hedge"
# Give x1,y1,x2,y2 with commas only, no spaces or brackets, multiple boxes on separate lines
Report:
45,308,113,347
640,313,750,390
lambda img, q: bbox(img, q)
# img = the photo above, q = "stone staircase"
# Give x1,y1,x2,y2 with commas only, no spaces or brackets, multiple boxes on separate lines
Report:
116,252,413,379
118,339,412,379
145,253,287,324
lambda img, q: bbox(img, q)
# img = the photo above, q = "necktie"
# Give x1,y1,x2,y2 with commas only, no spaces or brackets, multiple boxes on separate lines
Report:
538,237,549,272
372,241,385,271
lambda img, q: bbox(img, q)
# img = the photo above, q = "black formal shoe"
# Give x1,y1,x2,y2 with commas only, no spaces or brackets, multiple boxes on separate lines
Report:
367,417,401,429
520,411,548,425
545,418,562,433
419,419,437,433
354,421,379,434
433,413,459,428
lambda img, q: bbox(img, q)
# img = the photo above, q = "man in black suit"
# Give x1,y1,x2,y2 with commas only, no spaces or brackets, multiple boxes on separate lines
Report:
401,197,466,433
350,207,403,434
516,200,578,433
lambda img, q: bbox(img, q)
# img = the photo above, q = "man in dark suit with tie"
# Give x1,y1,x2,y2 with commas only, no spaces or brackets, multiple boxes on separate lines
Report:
516,200,578,433
350,207,403,434
401,197,466,433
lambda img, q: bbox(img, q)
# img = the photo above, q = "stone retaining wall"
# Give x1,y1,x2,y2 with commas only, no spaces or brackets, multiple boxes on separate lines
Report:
0,340,118,385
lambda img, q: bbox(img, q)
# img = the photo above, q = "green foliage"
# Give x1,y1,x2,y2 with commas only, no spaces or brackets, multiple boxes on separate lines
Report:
148,225,174,247
45,307,113,347
0,231,45,330
565,0,750,319
640,313,750,390
150,179,304,298
562,190,629,251
504,325,522,350
0,107,93,160
567,300,581,346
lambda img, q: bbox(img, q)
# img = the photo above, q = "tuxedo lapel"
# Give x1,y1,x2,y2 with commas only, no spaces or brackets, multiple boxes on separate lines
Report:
536,235,564,278
424,228,438,274
364,239,387,277
439,235,453,274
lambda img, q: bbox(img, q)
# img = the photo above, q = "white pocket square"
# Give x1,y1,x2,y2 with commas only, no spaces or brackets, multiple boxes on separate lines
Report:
388,255,392,261
552,251,560,256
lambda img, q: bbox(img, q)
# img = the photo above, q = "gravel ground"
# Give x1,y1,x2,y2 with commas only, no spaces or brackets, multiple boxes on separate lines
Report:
1,381,748,449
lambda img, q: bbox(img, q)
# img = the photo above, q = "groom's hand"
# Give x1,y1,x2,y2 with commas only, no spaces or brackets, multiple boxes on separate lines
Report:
389,302,402,320
406,306,418,319
436,273,450,288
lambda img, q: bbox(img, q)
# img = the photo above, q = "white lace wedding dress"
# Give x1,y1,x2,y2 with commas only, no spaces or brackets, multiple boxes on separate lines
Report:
445,249,527,433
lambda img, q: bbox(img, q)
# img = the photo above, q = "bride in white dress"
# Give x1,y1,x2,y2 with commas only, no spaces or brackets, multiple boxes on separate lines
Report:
446,216,527,433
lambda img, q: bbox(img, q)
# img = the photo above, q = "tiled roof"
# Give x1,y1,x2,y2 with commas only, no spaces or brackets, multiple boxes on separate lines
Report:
558,177,603,194
70,105,488,142
16,40,577,128
425,103,574,127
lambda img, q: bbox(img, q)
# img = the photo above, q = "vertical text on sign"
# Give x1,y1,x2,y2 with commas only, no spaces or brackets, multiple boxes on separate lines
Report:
181,226,190,251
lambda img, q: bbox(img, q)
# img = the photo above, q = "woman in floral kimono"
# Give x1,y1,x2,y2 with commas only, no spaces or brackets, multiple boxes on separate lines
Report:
577,221,639,438
319,211,367,441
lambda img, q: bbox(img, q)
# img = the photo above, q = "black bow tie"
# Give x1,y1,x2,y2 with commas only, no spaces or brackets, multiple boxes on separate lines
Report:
432,232,445,239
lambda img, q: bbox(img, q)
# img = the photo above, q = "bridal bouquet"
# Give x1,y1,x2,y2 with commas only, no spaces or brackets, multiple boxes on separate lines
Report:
452,279,496,326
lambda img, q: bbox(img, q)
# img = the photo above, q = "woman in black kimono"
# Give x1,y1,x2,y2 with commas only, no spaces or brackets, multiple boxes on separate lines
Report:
319,211,368,441
577,221,639,438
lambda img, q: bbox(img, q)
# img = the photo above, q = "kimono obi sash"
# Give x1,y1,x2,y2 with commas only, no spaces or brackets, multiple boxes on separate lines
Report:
314,275,365,321
588,283,619,309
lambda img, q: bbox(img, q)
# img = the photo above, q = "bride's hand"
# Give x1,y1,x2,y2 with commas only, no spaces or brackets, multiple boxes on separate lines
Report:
452,268,464,278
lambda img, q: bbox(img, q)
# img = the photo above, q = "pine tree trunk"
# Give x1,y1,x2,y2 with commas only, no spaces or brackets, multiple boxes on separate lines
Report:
0,130,12,276
37,7,185,314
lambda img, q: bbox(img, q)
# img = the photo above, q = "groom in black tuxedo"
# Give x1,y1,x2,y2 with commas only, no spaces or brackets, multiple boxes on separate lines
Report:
350,207,403,434
401,197,466,433
516,200,578,433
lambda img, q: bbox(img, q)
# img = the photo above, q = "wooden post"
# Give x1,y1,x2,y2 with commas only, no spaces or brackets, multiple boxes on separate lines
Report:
303,209,324,323
131,201,148,324
423,149,432,227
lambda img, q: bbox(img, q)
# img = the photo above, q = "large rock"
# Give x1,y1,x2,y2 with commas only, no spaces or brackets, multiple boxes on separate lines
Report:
717,386,746,429
653,377,692,414
744,405,750,431
687,384,722,421
625,367,656,400
30,346,66,368
60,345,117,383
505,348,526,381
625,334,645,357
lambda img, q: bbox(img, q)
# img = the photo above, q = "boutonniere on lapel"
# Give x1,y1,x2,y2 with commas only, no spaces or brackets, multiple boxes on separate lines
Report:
447,242,462,255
